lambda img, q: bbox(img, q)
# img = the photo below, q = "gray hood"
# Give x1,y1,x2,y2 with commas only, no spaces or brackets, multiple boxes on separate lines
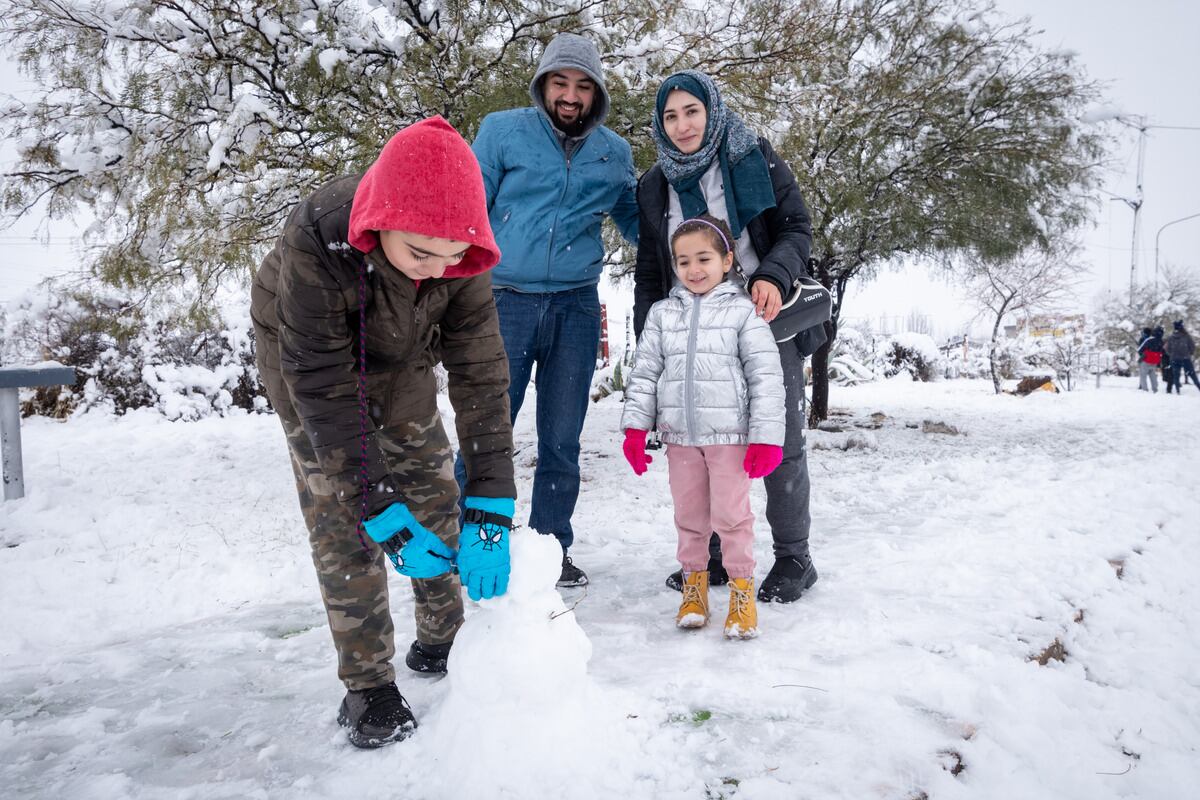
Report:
530,32,609,135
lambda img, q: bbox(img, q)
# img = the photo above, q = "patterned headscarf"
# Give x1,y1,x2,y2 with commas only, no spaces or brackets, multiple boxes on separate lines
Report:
651,70,775,237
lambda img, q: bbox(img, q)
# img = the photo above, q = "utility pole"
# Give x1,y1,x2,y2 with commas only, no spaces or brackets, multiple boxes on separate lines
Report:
1108,115,1200,305
1114,115,1147,307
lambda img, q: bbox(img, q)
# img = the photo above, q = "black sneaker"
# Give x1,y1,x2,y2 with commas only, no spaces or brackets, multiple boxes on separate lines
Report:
666,557,729,592
557,554,589,587
405,639,451,675
757,556,818,604
336,682,417,749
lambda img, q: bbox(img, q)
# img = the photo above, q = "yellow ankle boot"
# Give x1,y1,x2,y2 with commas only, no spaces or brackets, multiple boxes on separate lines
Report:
676,571,710,629
724,578,759,639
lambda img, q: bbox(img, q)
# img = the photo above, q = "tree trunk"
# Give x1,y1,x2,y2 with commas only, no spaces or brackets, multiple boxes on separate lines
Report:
807,258,838,425
809,323,832,425
989,312,1004,395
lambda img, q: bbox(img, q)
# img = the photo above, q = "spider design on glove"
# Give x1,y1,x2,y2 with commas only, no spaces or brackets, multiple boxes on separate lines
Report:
386,552,405,571
471,523,506,552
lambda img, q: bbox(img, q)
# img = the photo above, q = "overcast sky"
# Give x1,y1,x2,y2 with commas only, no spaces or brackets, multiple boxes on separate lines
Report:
3,1,1198,333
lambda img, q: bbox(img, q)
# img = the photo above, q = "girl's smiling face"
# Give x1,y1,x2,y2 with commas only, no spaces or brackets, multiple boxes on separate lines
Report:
673,229,732,295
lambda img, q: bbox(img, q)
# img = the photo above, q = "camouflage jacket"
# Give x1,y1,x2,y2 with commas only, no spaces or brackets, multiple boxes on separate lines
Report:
251,174,515,514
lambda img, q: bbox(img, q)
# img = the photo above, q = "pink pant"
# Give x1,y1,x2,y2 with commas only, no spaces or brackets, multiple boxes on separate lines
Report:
666,444,755,579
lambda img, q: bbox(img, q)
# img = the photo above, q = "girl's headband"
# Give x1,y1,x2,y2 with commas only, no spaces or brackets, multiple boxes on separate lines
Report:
675,217,731,254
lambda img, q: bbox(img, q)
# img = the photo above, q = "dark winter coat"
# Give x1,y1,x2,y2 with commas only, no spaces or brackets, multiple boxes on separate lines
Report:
633,138,813,338
1165,329,1196,361
251,174,515,514
1138,332,1165,364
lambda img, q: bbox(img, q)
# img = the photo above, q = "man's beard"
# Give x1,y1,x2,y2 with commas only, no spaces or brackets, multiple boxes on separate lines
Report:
551,103,589,136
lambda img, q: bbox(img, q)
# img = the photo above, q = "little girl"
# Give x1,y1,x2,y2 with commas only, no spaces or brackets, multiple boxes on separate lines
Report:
621,214,785,638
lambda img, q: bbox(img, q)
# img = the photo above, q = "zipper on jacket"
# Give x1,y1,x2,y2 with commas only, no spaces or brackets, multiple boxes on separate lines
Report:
546,146,573,284
685,293,702,443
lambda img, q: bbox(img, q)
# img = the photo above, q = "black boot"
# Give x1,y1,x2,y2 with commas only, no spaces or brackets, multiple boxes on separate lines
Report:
405,639,452,675
337,682,417,748
666,555,729,591
557,553,589,587
757,555,818,603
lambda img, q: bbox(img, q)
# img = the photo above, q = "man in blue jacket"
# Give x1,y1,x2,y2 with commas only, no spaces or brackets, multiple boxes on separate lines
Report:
466,32,639,586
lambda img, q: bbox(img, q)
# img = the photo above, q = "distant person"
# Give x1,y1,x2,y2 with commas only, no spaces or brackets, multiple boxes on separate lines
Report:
621,215,785,638
1136,326,1164,392
1164,320,1200,393
251,117,516,748
461,32,640,588
1157,326,1176,392
634,69,818,604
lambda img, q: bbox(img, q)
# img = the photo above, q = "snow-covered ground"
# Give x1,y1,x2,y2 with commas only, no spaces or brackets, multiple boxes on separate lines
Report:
2,376,1198,799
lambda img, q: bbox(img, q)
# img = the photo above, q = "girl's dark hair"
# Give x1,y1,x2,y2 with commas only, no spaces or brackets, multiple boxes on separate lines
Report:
670,213,738,270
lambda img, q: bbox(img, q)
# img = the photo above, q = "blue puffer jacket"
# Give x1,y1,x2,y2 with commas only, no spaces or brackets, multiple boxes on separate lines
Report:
472,107,639,292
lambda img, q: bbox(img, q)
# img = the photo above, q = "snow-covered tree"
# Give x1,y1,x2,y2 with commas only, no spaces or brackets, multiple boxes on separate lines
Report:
1092,265,1200,361
0,0,663,310
3,0,1109,397
964,242,1084,394
1030,321,1088,391
774,0,1107,419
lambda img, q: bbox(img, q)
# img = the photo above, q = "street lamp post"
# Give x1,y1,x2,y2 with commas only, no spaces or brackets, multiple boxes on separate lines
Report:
1108,192,1143,304
1154,212,1200,284
1103,115,1200,304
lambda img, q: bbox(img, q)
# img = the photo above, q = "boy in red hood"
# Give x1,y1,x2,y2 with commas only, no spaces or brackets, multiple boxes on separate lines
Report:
251,116,515,748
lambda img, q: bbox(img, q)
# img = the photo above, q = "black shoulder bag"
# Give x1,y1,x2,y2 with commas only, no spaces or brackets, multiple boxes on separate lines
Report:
738,266,832,356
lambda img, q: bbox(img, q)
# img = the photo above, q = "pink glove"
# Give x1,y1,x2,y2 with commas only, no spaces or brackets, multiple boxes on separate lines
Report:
622,429,653,475
743,443,783,478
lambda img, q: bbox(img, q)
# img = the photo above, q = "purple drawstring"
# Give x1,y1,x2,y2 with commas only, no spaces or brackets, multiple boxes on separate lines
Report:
354,256,372,555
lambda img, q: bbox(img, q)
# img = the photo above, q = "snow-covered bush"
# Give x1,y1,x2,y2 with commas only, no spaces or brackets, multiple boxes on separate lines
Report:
833,325,876,367
937,338,992,380
881,332,942,381
985,331,1046,382
1022,323,1093,391
959,343,995,379
1,283,267,419
591,355,632,402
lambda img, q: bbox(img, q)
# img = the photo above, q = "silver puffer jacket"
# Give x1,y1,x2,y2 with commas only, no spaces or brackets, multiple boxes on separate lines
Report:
621,281,785,446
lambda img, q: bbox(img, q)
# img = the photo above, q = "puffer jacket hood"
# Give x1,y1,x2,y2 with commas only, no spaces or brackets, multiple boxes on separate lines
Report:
529,32,609,135
621,281,785,447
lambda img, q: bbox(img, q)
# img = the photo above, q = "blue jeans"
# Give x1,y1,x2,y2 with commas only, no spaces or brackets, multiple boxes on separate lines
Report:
455,285,601,551
1169,358,1200,392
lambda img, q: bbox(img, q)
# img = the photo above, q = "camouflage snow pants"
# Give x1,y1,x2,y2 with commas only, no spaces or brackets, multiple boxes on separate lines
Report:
280,410,464,691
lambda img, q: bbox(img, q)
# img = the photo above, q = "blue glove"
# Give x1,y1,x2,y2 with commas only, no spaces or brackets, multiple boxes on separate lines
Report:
362,502,457,579
457,496,514,601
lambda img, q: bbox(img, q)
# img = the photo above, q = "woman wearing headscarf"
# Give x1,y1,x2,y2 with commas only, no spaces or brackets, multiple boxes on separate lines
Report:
633,70,818,604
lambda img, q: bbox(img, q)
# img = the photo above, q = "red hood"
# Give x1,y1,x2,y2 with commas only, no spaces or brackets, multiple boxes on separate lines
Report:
348,116,500,277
